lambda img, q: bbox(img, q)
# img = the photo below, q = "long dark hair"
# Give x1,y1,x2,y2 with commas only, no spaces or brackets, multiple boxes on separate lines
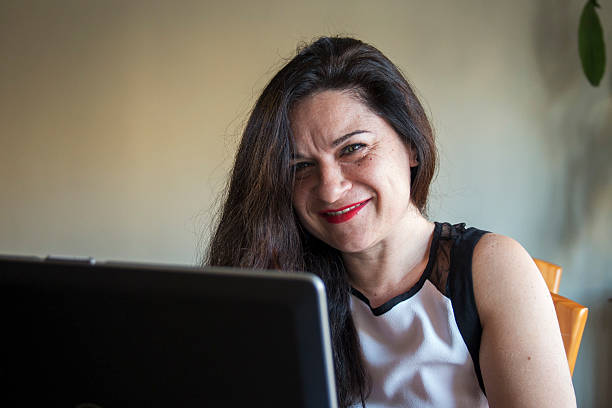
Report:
206,36,437,407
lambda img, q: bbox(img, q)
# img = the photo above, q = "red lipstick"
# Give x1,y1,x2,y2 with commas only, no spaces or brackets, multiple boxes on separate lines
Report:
319,199,370,224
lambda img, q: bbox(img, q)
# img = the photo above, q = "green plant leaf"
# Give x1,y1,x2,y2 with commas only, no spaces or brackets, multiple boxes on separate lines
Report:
578,1,606,86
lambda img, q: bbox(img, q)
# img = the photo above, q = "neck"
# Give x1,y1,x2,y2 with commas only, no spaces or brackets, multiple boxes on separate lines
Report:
342,213,435,309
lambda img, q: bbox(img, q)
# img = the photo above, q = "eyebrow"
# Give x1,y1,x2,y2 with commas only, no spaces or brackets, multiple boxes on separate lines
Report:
331,130,369,147
292,130,370,160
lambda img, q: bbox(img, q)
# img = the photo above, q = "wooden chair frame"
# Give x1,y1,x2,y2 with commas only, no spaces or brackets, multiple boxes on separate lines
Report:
533,258,588,376
533,258,562,294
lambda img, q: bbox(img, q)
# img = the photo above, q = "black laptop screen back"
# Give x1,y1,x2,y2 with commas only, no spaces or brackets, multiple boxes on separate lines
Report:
0,258,337,407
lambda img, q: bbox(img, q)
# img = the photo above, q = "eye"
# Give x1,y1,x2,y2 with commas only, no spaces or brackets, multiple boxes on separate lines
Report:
292,161,313,172
341,143,366,155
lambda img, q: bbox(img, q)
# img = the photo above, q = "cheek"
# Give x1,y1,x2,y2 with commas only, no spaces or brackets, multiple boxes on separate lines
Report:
292,197,319,238
292,183,310,219
350,153,387,183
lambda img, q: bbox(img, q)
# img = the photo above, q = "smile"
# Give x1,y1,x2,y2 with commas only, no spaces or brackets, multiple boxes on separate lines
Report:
319,199,371,224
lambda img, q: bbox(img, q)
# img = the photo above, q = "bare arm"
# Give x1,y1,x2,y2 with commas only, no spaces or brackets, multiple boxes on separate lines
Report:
472,234,576,407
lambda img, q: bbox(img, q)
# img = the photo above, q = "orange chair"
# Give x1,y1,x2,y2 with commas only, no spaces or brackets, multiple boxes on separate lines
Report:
533,258,562,294
550,293,588,376
533,258,588,376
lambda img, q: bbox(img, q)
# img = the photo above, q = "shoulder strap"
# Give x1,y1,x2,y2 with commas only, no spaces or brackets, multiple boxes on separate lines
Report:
446,224,489,395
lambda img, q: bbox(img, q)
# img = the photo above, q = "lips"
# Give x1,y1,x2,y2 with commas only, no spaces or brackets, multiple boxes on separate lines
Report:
319,199,371,224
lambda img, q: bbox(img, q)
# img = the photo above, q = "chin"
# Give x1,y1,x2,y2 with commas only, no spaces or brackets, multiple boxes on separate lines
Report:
326,237,374,254
304,222,375,254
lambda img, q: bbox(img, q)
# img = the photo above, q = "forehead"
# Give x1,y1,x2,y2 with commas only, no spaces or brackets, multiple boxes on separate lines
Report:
290,90,377,140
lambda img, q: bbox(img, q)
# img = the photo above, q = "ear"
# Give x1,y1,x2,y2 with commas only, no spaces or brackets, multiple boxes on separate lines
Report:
409,145,419,168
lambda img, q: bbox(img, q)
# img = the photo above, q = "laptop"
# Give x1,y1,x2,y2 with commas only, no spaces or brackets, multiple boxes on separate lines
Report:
0,255,338,407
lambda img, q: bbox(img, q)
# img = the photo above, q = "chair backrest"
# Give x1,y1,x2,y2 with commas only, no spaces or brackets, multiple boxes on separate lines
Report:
533,258,587,376
550,293,588,376
533,258,562,294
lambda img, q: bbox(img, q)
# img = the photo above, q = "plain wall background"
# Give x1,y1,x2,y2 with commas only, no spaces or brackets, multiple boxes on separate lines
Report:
1,1,610,405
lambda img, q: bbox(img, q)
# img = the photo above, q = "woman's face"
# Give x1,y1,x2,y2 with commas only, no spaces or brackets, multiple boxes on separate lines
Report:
290,90,419,254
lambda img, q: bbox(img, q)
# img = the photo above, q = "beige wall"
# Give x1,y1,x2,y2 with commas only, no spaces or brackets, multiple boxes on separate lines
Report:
1,1,610,405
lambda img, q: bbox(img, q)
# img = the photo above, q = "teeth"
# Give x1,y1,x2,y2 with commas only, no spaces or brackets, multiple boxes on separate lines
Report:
326,202,365,216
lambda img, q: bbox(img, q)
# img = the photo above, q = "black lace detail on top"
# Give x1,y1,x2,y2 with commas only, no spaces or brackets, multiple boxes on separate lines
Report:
425,222,465,296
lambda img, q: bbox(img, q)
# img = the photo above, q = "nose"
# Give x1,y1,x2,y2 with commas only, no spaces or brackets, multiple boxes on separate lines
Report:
315,162,351,204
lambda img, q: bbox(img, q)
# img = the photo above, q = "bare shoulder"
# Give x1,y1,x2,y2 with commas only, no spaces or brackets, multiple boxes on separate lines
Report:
470,233,576,407
472,232,535,279
470,233,547,322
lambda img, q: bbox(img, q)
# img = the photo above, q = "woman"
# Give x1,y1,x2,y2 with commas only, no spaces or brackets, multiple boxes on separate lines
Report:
206,37,575,407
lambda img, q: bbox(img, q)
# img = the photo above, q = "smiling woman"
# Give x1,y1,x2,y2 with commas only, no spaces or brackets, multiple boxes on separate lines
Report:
206,37,576,408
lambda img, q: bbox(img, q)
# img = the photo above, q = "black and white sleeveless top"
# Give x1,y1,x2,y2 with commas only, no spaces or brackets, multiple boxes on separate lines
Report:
350,222,489,407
